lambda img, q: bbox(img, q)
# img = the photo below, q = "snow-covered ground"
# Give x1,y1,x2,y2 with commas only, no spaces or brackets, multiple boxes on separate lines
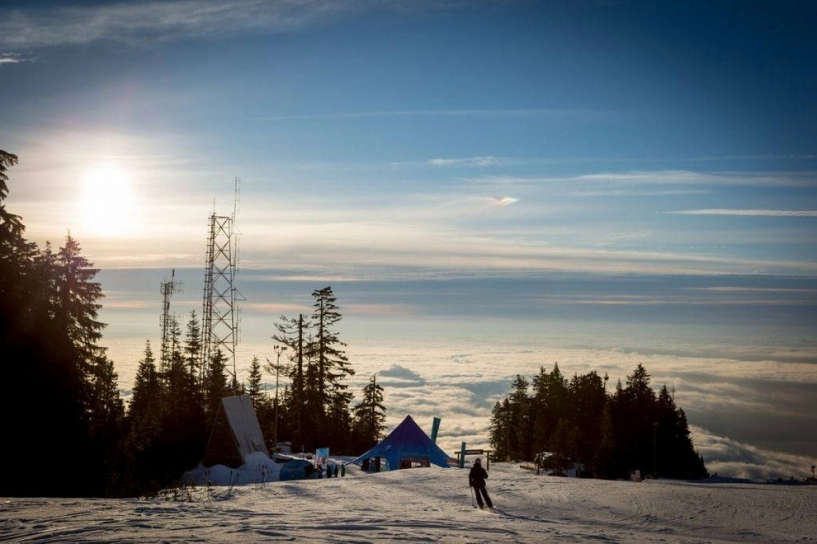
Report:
2,459,815,543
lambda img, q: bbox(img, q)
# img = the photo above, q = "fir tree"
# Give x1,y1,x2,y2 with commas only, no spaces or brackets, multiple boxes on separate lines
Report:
205,348,230,417
183,310,203,385
353,375,387,449
310,286,355,415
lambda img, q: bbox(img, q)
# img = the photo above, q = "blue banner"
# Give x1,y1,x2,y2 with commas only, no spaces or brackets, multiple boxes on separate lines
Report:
430,417,441,443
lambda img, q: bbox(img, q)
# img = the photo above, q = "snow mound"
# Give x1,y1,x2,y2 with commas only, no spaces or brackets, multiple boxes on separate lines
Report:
181,452,282,486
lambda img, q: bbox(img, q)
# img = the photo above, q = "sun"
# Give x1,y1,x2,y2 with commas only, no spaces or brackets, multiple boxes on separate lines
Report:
80,163,137,237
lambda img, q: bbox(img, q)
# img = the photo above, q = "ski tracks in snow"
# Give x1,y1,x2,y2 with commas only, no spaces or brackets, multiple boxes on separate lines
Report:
2,464,816,542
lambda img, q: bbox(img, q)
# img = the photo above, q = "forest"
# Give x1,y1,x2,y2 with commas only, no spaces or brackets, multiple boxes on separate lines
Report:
0,150,386,497
489,363,708,480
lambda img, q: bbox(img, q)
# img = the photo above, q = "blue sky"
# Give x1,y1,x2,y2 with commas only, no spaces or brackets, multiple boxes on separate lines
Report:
2,1,816,478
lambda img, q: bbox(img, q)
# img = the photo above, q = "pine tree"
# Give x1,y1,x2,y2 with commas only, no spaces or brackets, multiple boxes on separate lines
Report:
183,310,203,385
247,355,264,403
123,341,166,494
488,398,513,461
353,375,387,449
509,374,532,460
592,403,619,479
310,286,355,415
568,371,606,475
128,341,163,444
205,348,230,418
272,313,307,450
530,366,551,457
54,234,108,409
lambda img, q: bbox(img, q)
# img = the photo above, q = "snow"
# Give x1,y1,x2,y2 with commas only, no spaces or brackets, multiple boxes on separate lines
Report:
2,459,815,543
182,452,284,486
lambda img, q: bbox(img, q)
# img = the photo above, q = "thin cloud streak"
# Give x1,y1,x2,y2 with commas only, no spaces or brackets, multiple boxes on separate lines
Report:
429,156,501,167
0,53,32,64
0,0,353,48
668,209,817,217
254,108,602,121
469,170,817,189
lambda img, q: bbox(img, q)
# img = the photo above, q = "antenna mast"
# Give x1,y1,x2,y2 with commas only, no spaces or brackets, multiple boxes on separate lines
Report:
201,177,245,383
159,268,183,371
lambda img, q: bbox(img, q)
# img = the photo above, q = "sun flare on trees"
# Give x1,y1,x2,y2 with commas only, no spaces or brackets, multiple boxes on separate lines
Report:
80,163,137,237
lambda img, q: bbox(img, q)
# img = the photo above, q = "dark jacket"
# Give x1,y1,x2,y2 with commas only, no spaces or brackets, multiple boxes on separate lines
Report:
469,464,488,488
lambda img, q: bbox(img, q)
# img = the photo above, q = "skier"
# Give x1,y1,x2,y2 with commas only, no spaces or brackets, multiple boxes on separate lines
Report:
468,458,493,509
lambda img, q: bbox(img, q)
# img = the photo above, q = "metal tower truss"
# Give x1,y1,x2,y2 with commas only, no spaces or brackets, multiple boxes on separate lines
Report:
201,178,245,382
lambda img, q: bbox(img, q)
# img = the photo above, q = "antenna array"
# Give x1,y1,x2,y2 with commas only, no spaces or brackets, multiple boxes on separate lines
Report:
201,177,244,382
159,268,183,371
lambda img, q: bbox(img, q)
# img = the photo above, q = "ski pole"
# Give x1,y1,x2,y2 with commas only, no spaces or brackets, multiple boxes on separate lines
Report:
469,485,476,508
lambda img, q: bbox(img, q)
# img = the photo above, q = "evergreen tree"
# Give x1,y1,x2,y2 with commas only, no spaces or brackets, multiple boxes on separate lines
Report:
124,341,165,494
204,348,230,418
353,375,387,450
309,286,355,418
272,313,307,451
530,366,552,457
128,341,163,443
654,385,708,479
509,374,532,460
489,362,706,481
86,354,125,495
619,364,657,475
271,288,355,453
568,371,606,475
549,418,578,474
53,234,110,416
488,398,513,460
592,403,619,479
183,310,203,385
154,318,207,488
247,355,264,403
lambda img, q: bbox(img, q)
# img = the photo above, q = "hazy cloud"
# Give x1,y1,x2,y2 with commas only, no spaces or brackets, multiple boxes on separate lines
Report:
0,53,33,64
667,209,817,217
468,170,817,189
430,156,501,167
257,109,598,122
691,426,815,481
0,0,355,48
486,196,519,207
378,365,426,387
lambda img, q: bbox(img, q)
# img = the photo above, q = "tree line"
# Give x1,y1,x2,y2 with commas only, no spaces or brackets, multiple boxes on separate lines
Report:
0,151,386,497
489,362,708,480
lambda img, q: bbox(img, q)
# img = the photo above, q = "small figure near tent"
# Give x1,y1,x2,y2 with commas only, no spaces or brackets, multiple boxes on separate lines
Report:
333,464,339,477
326,463,332,478
340,464,346,477
469,458,493,509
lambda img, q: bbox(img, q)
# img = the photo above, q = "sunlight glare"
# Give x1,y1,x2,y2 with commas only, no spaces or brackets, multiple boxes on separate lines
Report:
80,163,136,237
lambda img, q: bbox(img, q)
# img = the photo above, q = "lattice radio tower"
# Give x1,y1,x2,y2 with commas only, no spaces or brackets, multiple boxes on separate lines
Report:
159,268,183,371
201,177,244,383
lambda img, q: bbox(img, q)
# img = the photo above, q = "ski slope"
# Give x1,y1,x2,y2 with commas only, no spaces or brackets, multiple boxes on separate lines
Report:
2,461,815,543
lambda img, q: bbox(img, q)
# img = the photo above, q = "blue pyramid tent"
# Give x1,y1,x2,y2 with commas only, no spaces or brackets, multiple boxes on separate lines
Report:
350,415,457,471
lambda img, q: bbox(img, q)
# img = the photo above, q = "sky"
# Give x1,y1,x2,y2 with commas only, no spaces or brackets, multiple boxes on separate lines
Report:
2,457,816,542
1,1,816,479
